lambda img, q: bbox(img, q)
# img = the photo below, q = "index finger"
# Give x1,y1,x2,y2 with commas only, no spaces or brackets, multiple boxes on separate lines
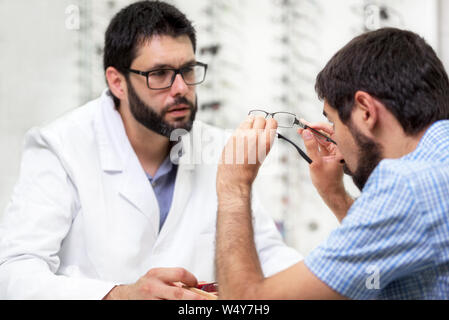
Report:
147,268,198,288
238,115,256,130
265,117,278,131
183,287,218,300
300,118,334,135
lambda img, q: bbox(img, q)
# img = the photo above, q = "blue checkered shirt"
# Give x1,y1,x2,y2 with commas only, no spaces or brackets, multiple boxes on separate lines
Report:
305,120,449,300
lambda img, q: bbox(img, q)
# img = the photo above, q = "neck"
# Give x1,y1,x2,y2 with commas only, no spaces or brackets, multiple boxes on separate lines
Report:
119,105,169,176
381,126,428,159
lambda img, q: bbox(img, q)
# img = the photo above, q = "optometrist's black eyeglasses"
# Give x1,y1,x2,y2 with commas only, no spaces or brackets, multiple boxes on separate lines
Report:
248,109,337,164
128,62,208,90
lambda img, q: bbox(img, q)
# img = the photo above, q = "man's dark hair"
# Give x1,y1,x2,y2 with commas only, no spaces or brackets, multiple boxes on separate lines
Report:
103,1,196,107
315,28,449,135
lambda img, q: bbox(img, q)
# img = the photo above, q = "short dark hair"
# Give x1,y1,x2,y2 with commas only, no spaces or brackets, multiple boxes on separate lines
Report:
315,28,449,135
103,0,196,107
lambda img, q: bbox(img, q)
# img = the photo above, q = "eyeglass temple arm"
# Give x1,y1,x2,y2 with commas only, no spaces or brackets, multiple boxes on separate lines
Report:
128,69,147,76
293,119,337,145
277,133,312,164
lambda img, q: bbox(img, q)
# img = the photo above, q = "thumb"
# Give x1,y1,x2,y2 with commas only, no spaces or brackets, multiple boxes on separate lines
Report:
301,130,320,164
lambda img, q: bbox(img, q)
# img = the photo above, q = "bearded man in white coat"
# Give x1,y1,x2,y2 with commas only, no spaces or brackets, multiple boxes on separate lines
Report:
0,1,301,299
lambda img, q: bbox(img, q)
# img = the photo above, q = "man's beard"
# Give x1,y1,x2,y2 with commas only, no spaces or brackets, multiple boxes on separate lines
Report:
343,124,383,191
126,79,197,138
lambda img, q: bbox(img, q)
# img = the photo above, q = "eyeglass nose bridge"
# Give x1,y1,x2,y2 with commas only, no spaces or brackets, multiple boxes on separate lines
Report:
265,112,276,120
169,69,188,88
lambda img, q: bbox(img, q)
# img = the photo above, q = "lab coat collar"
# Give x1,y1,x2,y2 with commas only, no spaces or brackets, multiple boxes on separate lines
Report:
93,90,195,223
94,89,195,173
94,90,127,173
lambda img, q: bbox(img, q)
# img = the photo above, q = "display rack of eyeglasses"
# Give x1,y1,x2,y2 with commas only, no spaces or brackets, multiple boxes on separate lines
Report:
267,0,325,247
76,0,93,105
190,0,245,129
271,0,322,114
77,0,114,104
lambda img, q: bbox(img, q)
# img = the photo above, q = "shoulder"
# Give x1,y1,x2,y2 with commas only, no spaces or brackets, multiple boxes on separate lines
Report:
365,120,449,192
41,98,99,138
347,153,448,226
192,120,229,138
191,120,232,149
25,96,102,149
178,120,232,172
365,154,447,198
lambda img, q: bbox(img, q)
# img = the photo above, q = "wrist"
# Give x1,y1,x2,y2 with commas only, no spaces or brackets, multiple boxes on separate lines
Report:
316,179,346,197
217,171,252,196
318,185,353,222
217,182,251,201
330,194,354,223
216,165,257,195
103,284,128,300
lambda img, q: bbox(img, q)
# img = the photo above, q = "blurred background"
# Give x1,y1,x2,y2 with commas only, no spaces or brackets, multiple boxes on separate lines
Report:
1,0,448,256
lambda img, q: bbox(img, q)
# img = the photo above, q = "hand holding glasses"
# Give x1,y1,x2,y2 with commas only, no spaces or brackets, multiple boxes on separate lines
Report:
248,109,337,164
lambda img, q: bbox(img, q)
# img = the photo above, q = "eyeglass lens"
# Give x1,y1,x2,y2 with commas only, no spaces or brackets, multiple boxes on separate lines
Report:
248,109,336,145
247,109,313,164
147,65,206,89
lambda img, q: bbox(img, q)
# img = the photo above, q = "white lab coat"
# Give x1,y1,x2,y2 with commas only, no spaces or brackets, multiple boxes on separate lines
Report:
0,91,302,299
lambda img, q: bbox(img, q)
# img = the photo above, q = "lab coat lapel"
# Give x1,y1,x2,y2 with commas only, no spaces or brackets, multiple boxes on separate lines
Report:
119,152,160,229
156,131,195,239
96,91,159,233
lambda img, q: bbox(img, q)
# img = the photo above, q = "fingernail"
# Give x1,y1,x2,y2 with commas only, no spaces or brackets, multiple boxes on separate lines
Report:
303,130,313,140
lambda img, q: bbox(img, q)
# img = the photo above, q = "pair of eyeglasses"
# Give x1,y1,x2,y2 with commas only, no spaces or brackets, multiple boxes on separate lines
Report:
128,62,208,90
248,109,337,164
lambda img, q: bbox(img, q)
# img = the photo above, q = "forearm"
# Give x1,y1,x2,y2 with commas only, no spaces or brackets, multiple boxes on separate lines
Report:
103,285,129,300
216,187,264,299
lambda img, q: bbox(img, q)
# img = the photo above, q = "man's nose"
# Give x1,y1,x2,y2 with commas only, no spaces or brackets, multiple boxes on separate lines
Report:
170,73,189,96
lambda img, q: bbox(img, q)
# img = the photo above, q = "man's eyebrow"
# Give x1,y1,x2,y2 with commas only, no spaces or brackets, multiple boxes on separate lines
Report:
149,63,171,70
148,60,197,71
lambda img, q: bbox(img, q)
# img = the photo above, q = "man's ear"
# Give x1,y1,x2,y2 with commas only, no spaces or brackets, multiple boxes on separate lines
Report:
105,67,127,101
353,91,379,131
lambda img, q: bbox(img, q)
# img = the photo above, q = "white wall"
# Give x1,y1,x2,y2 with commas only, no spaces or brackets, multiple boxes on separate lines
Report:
0,0,80,214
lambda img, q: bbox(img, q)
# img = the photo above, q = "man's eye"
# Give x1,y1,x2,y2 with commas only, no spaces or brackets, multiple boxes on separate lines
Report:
149,70,169,77
182,66,194,74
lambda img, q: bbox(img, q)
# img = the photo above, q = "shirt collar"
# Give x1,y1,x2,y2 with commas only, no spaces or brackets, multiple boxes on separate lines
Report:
146,155,177,181
404,120,449,161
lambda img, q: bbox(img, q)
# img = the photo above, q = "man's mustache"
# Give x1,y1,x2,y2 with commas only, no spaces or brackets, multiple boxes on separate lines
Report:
161,97,196,116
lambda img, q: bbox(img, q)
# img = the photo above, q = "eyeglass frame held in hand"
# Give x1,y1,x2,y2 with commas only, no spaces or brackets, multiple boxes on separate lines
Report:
248,109,336,144
248,109,337,164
